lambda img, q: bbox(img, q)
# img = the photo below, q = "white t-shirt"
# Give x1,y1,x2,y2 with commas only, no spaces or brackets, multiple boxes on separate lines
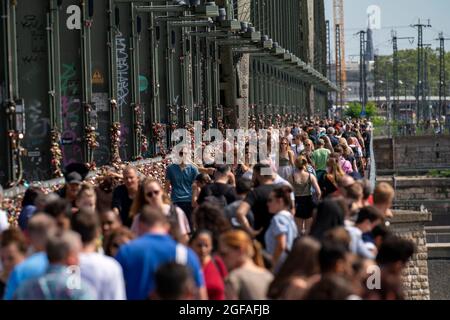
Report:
0,210,9,233
79,252,126,300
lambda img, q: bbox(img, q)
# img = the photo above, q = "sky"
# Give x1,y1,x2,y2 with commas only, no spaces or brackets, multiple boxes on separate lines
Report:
324,0,450,61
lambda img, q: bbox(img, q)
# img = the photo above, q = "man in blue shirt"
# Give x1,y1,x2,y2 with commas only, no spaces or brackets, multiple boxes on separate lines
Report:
165,149,199,225
13,230,96,300
4,214,57,300
115,205,206,300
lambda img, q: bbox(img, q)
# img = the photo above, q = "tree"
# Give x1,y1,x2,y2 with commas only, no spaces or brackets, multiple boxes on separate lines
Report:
374,48,450,98
345,101,377,119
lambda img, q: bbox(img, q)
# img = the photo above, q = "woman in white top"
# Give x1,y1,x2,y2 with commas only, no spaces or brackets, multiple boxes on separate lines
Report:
129,178,191,244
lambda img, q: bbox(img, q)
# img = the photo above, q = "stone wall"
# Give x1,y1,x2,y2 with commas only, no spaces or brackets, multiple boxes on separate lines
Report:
427,244,450,300
390,210,432,300
374,135,450,172
373,137,393,170
378,176,450,227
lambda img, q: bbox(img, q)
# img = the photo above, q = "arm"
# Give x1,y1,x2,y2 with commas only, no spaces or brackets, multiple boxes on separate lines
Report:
311,175,322,200
272,234,287,269
288,150,295,167
191,183,200,208
227,171,236,187
3,268,19,300
111,189,121,217
197,286,208,300
352,159,358,173
165,179,171,195
236,201,256,235
198,167,216,176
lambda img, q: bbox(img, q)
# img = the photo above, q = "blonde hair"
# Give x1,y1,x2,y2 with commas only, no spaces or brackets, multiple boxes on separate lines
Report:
373,182,395,205
295,156,308,171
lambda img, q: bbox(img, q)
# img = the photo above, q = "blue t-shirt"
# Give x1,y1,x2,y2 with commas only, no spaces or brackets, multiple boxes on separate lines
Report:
115,234,204,300
18,205,37,230
264,211,298,257
166,164,199,203
4,252,49,300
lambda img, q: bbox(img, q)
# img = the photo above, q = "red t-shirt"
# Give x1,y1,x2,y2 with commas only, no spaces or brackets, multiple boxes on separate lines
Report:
203,256,228,300
367,194,374,205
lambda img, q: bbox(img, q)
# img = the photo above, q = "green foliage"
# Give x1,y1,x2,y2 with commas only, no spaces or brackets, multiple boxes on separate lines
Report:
429,169,450,178
374,48,450,97
344,101,377,119
371,116,386,127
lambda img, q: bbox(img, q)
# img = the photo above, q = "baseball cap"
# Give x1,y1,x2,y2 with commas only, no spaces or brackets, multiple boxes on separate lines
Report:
66,172,83,185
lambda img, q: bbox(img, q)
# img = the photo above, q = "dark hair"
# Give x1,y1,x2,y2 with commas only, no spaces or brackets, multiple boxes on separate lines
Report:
356,206,383,224
310,199,345,241
138,205,168,227
345,183,363,201
319,241,348,274
103,227,135,257
323,227,351,250
0,228,28,254
267,237,320,299
334,145,344,154
372,223,391,240
195,173,211,185
193,202,231,251
362,274,405,300
253,163,271,176
303,275,354,300
189,229,213,246
21,187,43,207
270,185,293,209
236,178,253,194
155,262,194,300
376,236,415,266
44,198,72,219
71,208,99,244
215,164,231,176
359,179,373,200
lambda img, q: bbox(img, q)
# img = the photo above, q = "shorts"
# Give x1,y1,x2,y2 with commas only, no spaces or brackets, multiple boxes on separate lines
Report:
295,195,316,219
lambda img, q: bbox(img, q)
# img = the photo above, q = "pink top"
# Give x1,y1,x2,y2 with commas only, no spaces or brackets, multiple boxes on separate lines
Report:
339,157,353,174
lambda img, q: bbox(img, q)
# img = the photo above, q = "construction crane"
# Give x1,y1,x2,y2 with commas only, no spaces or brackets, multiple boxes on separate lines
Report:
333,0,346,108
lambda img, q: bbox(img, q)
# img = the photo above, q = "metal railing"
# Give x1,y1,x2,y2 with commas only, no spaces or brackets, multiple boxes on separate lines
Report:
368,128,377,190
374,123,450,138
3,157,163,199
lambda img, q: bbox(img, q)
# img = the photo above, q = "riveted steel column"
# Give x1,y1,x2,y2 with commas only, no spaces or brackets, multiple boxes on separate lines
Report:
81,0,95,164
2,0,21,185
130,3,142,159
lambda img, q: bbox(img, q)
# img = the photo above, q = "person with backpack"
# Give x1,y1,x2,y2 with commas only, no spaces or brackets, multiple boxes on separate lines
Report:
116,206,206,300
289,156,322,235
197,165,237,207
189,230,228,300
129,178,191,244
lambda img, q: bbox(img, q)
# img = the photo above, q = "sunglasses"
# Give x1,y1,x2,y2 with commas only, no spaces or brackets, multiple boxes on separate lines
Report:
267,197,276,203
146,190,160,198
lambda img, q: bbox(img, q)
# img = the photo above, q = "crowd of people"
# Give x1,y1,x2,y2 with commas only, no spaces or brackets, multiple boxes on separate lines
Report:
0,118,416,300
